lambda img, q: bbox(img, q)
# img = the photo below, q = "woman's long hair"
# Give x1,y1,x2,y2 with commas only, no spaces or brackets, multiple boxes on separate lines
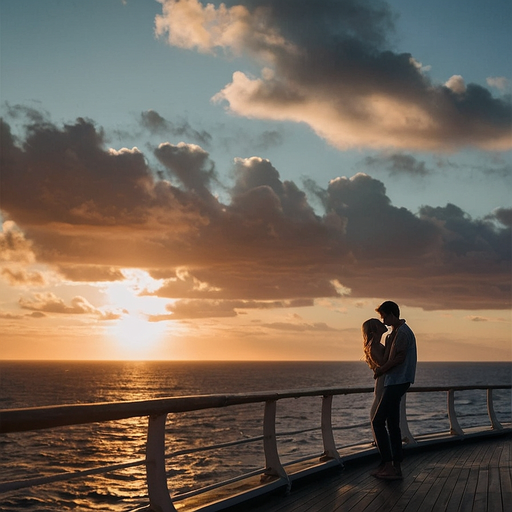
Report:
361,318,382,370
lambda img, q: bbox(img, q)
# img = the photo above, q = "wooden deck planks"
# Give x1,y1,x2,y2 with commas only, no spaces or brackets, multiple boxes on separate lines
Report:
243,434,511,512
499,438,512,512
429,439,475,511
404,443,459,512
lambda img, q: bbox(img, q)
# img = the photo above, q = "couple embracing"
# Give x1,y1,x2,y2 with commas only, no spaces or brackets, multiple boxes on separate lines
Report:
362,301,417,480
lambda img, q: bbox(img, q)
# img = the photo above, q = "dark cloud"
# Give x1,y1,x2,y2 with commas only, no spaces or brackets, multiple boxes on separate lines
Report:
492,207,512,228
3,103,50,125
253,130,284,150
0,117,155,227
57,265,125,282
419,204,511,261
483,162,512,178
1,115,510,310
154,141,218,203
140,109,212,147
362,153,432,177
327,173,440,261
157,0,511,150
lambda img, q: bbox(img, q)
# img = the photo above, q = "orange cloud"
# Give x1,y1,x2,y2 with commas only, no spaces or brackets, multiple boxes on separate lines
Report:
18,292,122,320
0,221,36,263
57,265,125,282
149,298,314,320
1,115,510,312
1,267,46,286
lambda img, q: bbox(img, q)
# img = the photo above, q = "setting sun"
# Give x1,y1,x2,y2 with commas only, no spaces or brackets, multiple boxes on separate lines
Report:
101,270,173,356
109,313,169,357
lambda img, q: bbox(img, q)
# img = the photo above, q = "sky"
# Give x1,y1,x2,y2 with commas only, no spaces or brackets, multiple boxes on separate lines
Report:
0,0,511,362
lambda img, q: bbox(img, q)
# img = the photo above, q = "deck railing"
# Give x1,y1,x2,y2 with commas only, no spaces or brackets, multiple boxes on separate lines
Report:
0,384,510,512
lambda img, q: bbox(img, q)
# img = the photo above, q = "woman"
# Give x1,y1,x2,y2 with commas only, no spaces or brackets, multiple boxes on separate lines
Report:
361,318,389,419
362,318,390,475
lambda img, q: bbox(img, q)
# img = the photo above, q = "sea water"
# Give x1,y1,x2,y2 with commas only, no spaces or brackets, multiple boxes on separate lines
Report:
0,361,510,511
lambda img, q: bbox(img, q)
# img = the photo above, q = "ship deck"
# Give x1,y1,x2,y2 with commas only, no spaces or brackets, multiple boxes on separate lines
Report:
239,432,511,512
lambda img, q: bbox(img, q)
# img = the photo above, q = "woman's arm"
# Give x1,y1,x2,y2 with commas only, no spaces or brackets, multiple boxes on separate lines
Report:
369,338,386,367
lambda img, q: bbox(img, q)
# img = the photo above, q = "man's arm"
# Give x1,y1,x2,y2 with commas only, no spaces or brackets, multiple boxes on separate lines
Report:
374,335,407,378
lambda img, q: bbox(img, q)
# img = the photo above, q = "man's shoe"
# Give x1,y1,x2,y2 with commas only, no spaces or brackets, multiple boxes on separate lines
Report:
375,468,403,480
370,463,385,476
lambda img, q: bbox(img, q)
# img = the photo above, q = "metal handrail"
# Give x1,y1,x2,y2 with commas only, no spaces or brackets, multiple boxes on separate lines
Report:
1,384,510,512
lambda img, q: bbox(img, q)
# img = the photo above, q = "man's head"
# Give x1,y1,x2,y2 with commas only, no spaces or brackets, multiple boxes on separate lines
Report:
376,301,400,326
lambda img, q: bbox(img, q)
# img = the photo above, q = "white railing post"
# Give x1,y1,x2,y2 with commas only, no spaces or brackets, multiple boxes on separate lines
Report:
146,413,176,512
320,395,342,463
447,389,464,436
487,388,503,430
400,394,417,445
261,400,289,487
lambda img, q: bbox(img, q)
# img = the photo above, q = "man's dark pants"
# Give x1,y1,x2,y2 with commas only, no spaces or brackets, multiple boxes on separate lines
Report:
371,382,410,463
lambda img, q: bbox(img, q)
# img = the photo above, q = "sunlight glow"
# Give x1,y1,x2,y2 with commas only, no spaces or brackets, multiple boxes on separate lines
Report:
109,313,168,357
103,269,172,357
105,269,166,311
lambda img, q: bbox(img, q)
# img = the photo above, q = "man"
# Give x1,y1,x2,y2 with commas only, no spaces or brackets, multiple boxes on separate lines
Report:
371,301,417,480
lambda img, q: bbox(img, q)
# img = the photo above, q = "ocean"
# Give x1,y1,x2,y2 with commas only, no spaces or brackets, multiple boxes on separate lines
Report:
0,361,510,511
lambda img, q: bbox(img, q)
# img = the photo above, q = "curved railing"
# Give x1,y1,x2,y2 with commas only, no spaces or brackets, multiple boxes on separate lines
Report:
0,384,510,512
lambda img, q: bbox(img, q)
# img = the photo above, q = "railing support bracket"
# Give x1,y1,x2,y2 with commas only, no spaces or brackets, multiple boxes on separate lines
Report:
261,400,290,489
146,413,176,512
447,389,464,436
487,389,503,430
320,395,342,464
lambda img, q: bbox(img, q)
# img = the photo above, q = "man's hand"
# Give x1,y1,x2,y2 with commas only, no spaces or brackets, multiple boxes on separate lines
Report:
374,367,383,379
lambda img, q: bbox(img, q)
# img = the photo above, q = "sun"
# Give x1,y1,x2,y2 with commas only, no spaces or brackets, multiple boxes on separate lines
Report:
109,313,168,356
102,270,171,357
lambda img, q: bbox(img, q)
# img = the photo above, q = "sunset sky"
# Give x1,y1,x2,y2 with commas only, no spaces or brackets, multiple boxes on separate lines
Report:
1,0,511,362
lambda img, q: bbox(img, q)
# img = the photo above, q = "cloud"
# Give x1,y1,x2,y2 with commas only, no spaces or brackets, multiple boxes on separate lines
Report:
492,207,512,228
434,154,512,179
252,130,284,150
1,115,510,311
149,297,313,320
156,0,512,151
362,153,432,177
18,292,123,320
154,141,218,202
19,293,99,314
261,321,339,332
486,76,510,92
140,109,212,147
1,267,46,286
0,221,36,263
445,75,466,94
466,316,488,322
0,311,46,320
57,265,126,282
